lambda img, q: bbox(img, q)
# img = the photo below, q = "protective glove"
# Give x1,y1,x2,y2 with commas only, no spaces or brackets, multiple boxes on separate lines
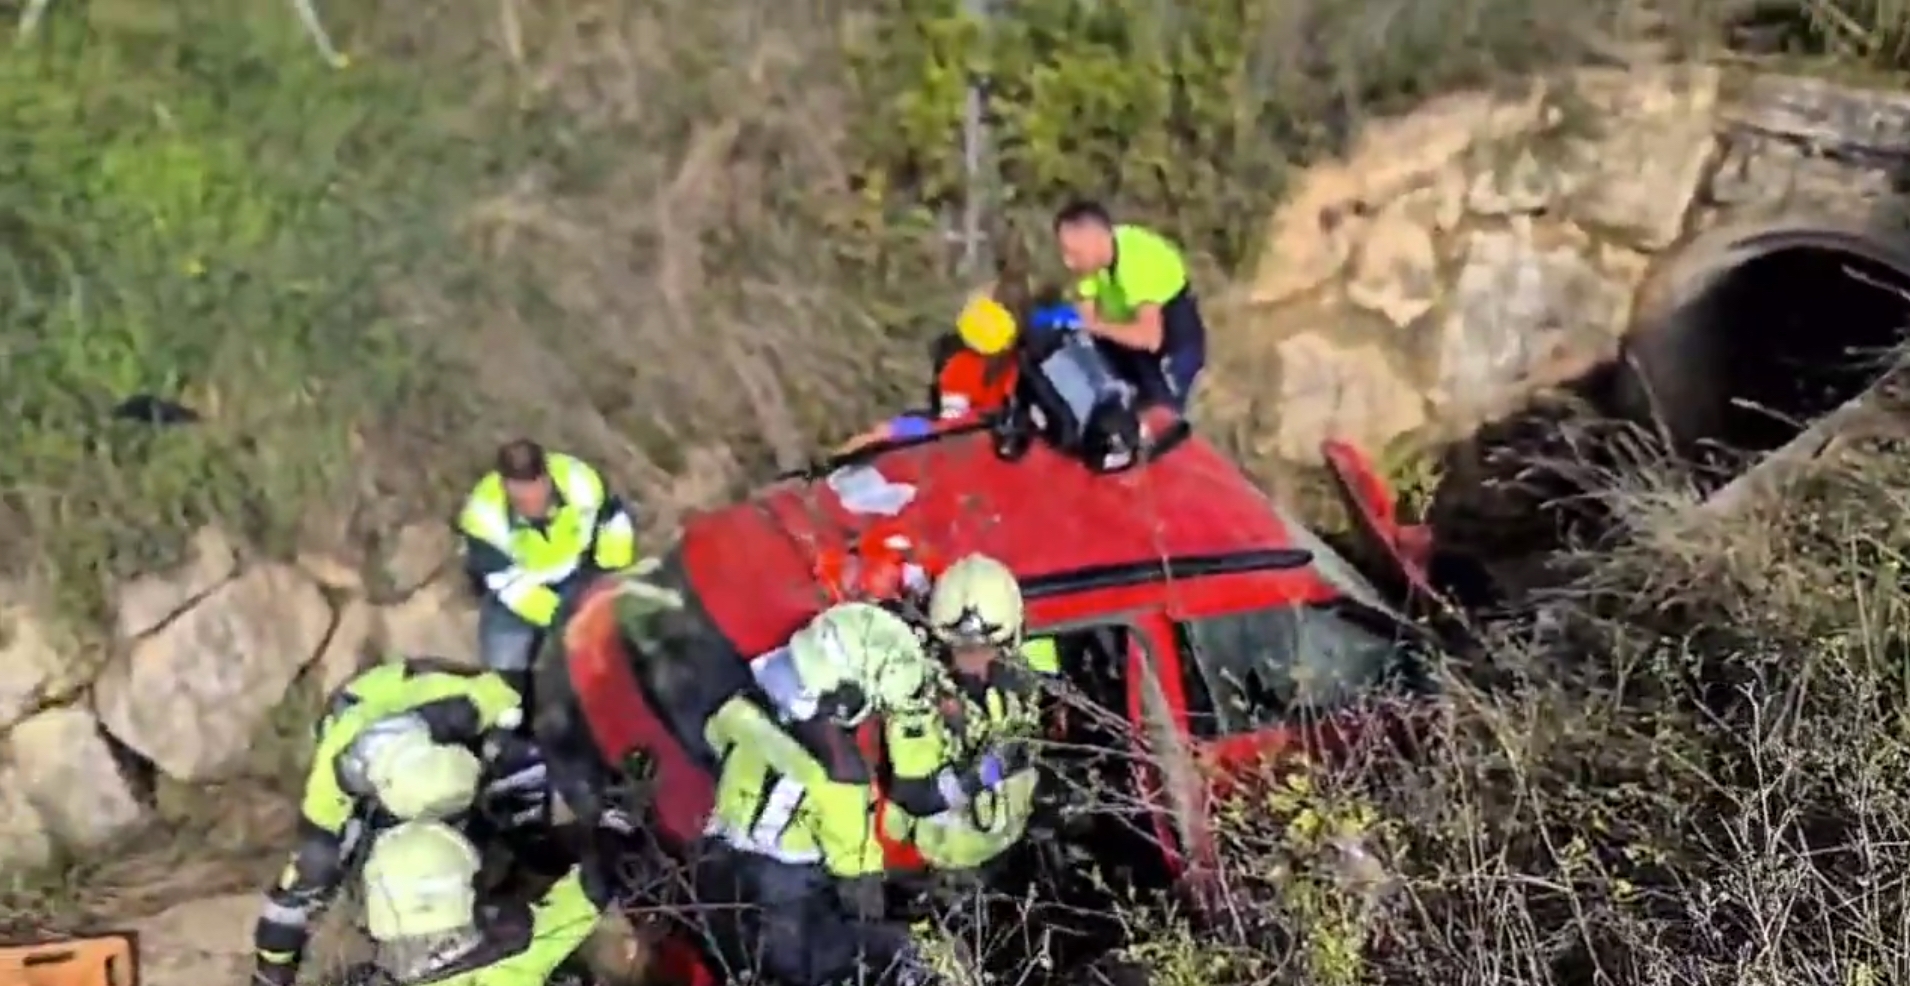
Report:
976,751,1006,791
969,741,1031,795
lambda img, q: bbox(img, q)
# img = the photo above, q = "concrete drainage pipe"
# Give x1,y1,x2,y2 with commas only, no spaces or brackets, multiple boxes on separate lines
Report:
1615,223,1910,479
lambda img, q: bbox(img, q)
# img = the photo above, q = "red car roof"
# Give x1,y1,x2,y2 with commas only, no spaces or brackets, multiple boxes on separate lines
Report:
679,430,1308,654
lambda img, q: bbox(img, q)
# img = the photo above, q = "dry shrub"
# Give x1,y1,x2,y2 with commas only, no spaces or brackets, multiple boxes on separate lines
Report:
354,0,955,515
1094,431,1910,986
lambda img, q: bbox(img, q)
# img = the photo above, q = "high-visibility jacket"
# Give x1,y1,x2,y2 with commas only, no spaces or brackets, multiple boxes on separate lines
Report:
701,697,886,880
256,660,523,979
457,453,637,628
881,704,1038,871
878,639,1058,869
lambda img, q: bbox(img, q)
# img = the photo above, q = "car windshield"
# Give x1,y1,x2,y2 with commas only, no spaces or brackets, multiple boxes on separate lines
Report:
1175,600,1412,738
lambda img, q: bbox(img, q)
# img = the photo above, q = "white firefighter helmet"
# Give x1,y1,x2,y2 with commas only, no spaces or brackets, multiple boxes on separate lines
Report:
787,601,936,722
359,723,484,822
360,820,483,943
928,553,1024,649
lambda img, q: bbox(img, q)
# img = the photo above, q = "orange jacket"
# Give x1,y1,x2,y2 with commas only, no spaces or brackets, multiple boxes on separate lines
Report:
934,348,1018,420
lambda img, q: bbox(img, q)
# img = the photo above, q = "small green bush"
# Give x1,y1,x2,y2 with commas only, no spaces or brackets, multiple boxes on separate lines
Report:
0,0,491,616
845,0,1705,274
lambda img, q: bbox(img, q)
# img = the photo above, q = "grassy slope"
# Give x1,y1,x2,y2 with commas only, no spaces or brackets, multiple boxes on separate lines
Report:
0,0,484,619
6,0,1910,982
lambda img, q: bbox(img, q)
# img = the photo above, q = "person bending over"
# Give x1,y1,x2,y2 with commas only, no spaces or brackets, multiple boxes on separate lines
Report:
1052,200,1209,436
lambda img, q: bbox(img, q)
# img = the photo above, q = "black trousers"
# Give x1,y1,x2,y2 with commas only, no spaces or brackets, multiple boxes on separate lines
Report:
688,840,924,986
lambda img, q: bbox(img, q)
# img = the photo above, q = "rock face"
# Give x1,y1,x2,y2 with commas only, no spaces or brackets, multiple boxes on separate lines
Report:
0,520,477,874
94,564,336,781
1204,65,1910,462
7,707,151,853
0,591,84,731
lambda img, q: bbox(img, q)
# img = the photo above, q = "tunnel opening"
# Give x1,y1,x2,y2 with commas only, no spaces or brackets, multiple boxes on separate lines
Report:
1426,227,1910,596
1628,239,1910,470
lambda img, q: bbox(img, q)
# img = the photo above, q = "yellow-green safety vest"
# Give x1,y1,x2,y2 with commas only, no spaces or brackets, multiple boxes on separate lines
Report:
457,453,636,626
701,698,886,879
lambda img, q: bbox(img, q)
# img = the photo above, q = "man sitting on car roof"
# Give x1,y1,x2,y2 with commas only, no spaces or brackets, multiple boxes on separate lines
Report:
1052,200,1208,437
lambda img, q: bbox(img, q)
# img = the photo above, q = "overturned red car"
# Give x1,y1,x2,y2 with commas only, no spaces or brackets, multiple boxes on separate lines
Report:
532,422,1443,982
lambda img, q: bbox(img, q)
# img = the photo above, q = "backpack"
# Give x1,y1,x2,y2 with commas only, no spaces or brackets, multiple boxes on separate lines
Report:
998,318,1141,474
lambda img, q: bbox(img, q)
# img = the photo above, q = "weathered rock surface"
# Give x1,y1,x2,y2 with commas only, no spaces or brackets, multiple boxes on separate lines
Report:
315,598,376,695
378,521,456,601
0,591,83,730
114,526,239,640
7,706,150,852
1433,224,1631,416
95,564,334,781
1270,334,1427,462
375,577,479,664
1210,65,1910,461
130,894,258,986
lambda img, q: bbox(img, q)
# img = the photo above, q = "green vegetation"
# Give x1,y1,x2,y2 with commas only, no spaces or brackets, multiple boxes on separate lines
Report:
9,0,1910,982
1095,432,1910,985
2,0,1901,617
0,0,484,616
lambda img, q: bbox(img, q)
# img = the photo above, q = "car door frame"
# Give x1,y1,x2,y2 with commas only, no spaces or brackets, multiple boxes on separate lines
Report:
1022,606,1201,883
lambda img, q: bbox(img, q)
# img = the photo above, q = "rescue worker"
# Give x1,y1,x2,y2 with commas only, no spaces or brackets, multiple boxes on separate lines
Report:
253,660,526,986
926,553,1056,742
1053,200,1209,436
883,554,1051,871
836,294,1023,455
349,816,630,986
691,602,951,986
458,439,638,696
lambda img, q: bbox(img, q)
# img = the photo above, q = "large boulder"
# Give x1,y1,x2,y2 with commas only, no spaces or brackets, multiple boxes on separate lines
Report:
5,706,150,854
374,577,478,665
374,521,456,601
0,589,86,731
113,526,239,640
94,564,335,782
313,598,374,695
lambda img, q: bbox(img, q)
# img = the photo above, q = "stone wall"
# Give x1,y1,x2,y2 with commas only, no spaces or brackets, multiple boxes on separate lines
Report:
0,522,479,872
1198,66,1910,464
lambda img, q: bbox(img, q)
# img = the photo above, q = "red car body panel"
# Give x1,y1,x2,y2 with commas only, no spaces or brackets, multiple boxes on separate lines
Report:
683,429,1315,655
561,581,715,848
562,429,1422,894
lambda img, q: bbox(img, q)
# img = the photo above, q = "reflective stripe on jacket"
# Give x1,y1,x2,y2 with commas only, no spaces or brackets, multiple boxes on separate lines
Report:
457,453,637,626
700,698,884,879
